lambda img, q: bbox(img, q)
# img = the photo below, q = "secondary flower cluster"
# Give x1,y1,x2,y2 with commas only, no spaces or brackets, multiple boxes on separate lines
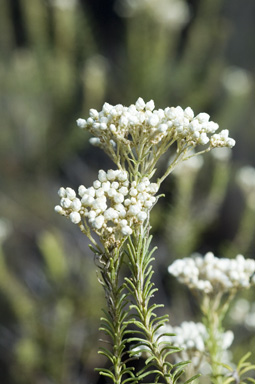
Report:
132,321,234,371
77,98,235,152
55,169,158,245
168,252,255,294
154,322,234,353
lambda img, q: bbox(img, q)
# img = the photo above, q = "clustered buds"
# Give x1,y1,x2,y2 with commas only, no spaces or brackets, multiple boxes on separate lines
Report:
132,321,234,369
77,97,235,151
55,169,158,246
168,252,255,294
155,322,234,353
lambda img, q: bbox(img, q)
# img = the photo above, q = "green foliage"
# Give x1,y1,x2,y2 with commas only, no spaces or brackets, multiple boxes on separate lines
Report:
125,226,198,383
95,247,137,383
217,353,255,384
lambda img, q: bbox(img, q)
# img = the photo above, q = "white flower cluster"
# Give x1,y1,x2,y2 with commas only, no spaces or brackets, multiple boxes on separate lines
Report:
55,169,158,242
155,322,234,353
168,252,255,294
210,129,236,148
157,322,208,352
132,321,234,369
77,98,235,150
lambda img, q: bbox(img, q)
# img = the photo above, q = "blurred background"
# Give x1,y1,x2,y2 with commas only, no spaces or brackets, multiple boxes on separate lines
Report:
0,0,255,383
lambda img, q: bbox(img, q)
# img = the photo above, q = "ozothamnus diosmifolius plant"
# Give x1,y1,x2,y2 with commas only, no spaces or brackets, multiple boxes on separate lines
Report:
55,98,254,384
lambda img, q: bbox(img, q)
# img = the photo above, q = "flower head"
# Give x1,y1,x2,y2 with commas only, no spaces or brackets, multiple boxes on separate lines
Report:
168,252,255,294
76,98,235,186
132,321,234,370
78,98,234,151
55,169,158,248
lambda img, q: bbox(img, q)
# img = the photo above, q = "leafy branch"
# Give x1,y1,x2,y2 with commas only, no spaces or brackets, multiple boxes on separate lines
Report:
93,247,137,384
125,226,198,384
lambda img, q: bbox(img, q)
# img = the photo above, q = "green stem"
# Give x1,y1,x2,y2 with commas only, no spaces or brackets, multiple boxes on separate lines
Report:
202,295,224,384
126,226,173,384
97,248,134,384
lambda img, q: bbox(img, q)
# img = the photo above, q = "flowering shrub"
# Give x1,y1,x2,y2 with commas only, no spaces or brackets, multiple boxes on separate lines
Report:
55,98,255,384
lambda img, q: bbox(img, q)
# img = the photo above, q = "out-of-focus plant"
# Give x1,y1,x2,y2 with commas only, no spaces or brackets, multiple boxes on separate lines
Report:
163,147,233,258
168,252,255,384
0,227,103,383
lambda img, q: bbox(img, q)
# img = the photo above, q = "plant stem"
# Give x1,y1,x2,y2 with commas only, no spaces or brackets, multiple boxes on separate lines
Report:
126,226,173,384
202,295,224,384
97,248,134,384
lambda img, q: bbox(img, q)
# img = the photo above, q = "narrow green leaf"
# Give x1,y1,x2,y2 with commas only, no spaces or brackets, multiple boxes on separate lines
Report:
183,373,201,384
238,352,252,370
247,378,255,383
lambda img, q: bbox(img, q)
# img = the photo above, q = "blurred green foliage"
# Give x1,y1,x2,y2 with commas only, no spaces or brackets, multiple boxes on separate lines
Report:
0,0,255,382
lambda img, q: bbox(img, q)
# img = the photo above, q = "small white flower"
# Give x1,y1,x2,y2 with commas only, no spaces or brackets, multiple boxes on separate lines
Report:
61,198,72,209
104,208,119,220
78,185,87,197
86,187,96,197
118,171,128,181
196,112,210,123
146,100,155,111
71,198,82,211
98,170,107,182
137,182,147,192
89,109,99,119
199,132,209,145
89,137,101,146
92,197,107,211
107,169,118,181
121,225,132,236
114,193,125,204
119,186,128,195
119,219,128,226
130,188,138,196
111,181,119,189
147,183,159,194
108,188,117,197
137,211,147,221
149,115,160,126
93,180,101,189
101,181,111,192
102,102,112,114
95,188,105,198
93,215,105,229
184,107,194,119
58,187,66,198
69,212,81,224
128,204,141,215
76,118,86,128
55,205,64,214
136,97,146,110
81,195,94,206
65,187,76,200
